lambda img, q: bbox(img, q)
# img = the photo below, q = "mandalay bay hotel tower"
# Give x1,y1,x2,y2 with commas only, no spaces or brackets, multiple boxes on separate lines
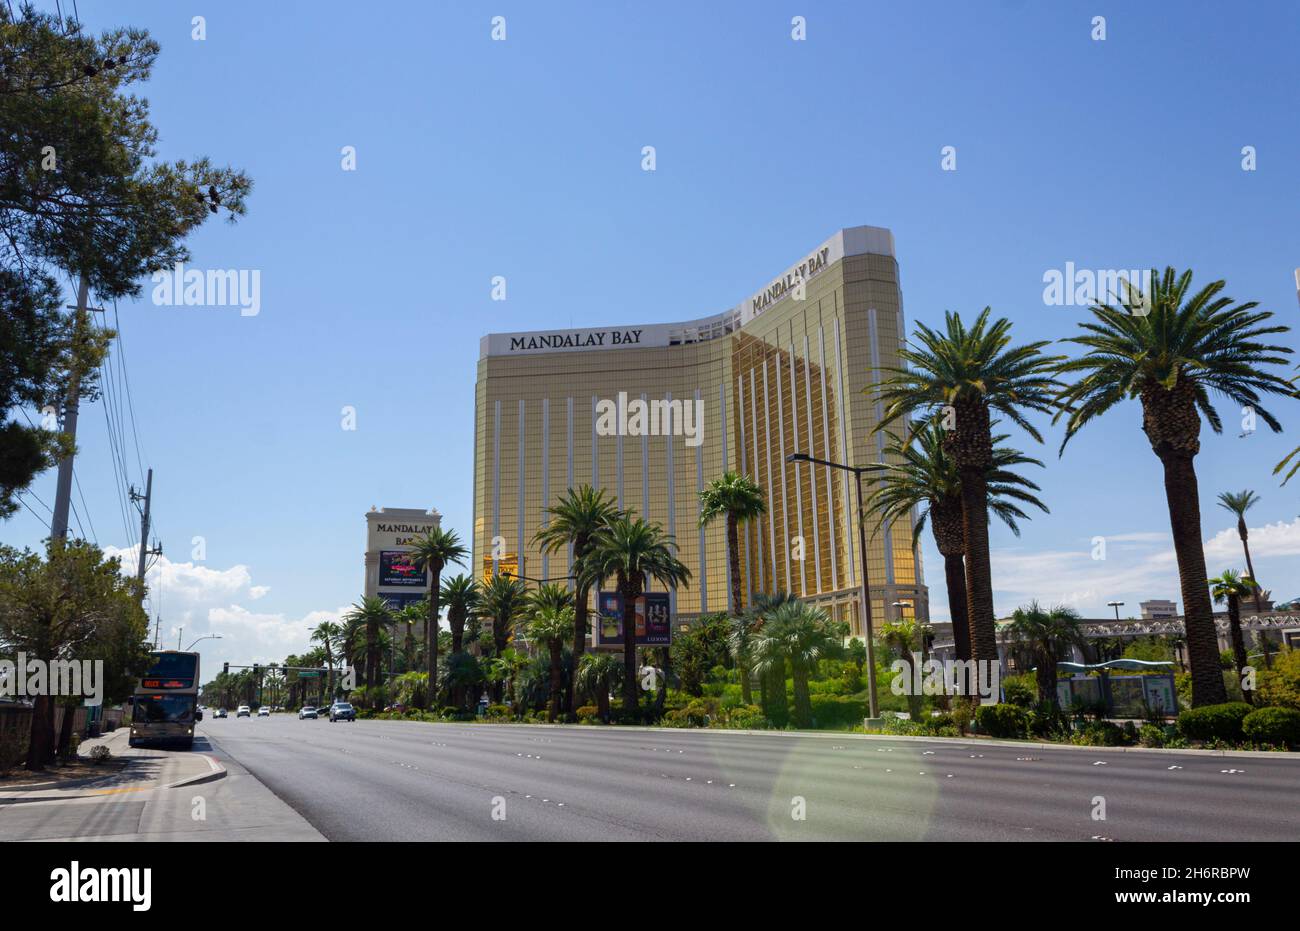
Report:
473,226,929,637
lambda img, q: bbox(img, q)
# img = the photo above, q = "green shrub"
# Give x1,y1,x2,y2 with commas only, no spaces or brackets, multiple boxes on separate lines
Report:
1071,720,1129,747
974,703,1029,738
1002,676,1036,708
1138,723,1165,748
1177,702,1253,742
575,705,600,723
484,704,511,720
1257,649,1300,711
1241,706,1300,748
719,704,768,729
88,744,112,764
808,694,870,729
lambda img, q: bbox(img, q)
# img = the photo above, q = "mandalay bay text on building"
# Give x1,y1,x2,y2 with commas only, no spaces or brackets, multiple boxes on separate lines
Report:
473,226,929,633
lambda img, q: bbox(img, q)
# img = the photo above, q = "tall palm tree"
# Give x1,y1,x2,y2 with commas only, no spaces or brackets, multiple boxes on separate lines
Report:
440,574,480,657
1216,490,1265,613
342,596,392,708
1056,269,1293,706
750,601,848,728
310,620,341,700
698,470,766,620
584,514,692,713
1003,601,1082,711
576,652,623,723
533,485,624,714
403,528,469,709
1208,570,1259,704
480,573,529,698
878,309,1063,672
869,421,1048,664
393,601,425,673
528,603,573,722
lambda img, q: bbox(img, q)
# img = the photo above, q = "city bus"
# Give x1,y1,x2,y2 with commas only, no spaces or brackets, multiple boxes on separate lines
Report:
129,650,200,750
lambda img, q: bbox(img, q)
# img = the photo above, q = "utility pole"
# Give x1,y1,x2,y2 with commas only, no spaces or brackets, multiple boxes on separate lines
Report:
132,469,155,586
50,274,99,542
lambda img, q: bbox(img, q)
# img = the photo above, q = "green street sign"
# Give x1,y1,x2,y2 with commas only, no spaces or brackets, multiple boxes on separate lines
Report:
297,670,320,678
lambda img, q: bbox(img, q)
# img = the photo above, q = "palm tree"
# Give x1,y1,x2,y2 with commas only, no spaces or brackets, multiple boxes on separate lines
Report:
743,591,798,723
576,652,623,722
342,596,392,709
869,420,1048,664
310,620,341,700
878,309,1063,673
403,528,469,709
750,601,848,728
479,573,529,698
393,602,425,673
1208,570,1259,704
1216,491,1265,613
584,514,692,713
1056,269,1293,705
1003,601,1082,711
879,619,925,720
698,470,766,621
528,603,573,722
440,574,479,657
725,613,761,706
533,485,623,714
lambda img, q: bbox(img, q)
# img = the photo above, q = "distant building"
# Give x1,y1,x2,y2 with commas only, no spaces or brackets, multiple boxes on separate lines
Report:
363,506,441,611
1140,599,1177,620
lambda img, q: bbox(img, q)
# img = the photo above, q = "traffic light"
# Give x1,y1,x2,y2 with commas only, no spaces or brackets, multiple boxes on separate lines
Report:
223,662,229,675
253,663,260,677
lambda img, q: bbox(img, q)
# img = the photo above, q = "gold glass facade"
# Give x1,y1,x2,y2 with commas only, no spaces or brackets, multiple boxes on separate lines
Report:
473,227,928,636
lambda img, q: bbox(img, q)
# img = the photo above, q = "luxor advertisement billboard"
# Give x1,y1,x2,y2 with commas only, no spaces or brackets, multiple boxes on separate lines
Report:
596,591,671,646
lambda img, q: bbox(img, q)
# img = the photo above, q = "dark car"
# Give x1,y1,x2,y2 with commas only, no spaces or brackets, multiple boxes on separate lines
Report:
329,702,356,722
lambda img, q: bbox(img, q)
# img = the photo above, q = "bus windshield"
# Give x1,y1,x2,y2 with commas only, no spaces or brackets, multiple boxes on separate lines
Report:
144,653,199,679
133,694,195,724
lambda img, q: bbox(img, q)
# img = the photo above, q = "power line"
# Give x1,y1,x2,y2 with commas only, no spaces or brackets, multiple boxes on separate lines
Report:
16,494,52,531
73,467,98,546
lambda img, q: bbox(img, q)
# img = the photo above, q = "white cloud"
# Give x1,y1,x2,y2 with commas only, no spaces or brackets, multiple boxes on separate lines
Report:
1203,517,1300,562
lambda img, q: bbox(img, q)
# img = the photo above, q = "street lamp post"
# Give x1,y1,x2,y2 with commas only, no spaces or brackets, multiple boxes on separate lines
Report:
787,452,879,720
185,634,222,651
1107,600,1124,621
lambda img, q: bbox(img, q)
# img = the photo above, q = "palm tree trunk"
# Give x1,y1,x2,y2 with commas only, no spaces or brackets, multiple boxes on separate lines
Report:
567,583,589,717
1159,451,1228,706
426,567,442,709
1226,595,1251,705
548,643,563,721
726,512,743,615
958,468,998,669
1036,643,1058,710
943,552,971,672
1239,527,1264,613
620,582,641,713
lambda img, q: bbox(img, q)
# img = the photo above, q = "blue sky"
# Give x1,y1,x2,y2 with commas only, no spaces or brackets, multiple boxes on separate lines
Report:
7,0,1300,667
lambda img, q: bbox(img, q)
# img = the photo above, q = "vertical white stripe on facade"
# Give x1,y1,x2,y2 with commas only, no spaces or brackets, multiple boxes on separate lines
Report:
749,373,765,594
786,342,805,596
695,387,706,613
818,327,838,592
641,392,649,523
542,397,549,580
761,360,779,596
591,396,599,486
867,307,895,585
665,391,676,617
834,316,855,589
720,381,731,614
517,399,525,574
493,399,501,576
738,374,753,605
617,420,624,511
775,353,792,594
802,333,822,595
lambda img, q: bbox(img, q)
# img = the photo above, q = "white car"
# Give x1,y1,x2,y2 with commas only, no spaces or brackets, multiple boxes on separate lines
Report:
298,706,318,720
237,705,251,718
257,707,270,717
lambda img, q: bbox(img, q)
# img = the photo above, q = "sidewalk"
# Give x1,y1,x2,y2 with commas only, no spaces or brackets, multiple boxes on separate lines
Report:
0,727,225,803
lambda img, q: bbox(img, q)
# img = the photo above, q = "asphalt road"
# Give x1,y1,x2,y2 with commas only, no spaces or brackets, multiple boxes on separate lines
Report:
198,715,1300,841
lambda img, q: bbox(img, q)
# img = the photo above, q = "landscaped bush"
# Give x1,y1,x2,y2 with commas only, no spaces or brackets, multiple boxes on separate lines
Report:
1177,702,1253,742
1138,723,1166,748
663,697,718,727
1070,720,1129,747
1001,676,1036,708
484,704,511,720
575,705,600,723
974,703,1029,738
1257,649,1300,711
88,744,112,764
808,694,870,729
718,704,768,729
1241,706,1300,748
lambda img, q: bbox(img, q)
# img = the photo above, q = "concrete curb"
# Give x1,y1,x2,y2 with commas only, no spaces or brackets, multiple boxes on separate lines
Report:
358,716,1299,760
165,754,226,789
